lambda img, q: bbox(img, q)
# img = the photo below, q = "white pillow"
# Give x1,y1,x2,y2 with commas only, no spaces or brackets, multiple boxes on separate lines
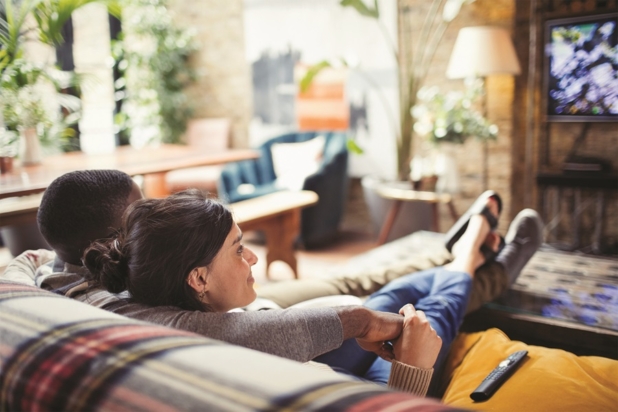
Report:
271,135,325,191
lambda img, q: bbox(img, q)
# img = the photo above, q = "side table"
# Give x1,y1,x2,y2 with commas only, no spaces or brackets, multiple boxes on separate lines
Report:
375,184,458,245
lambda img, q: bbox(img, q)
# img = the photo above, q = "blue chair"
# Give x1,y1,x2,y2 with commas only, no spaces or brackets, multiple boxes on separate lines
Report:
218,131,349,249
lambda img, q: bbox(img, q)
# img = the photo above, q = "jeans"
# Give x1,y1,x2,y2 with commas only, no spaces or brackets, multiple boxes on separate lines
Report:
314,267,472,386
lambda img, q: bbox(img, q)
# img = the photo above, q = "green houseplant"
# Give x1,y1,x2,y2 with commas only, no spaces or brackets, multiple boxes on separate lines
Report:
412,80,498,146
0,0,111,159
112,0,197,146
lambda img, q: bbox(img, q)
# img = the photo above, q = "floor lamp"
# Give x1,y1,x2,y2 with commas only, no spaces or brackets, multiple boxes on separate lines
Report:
446,26,521,190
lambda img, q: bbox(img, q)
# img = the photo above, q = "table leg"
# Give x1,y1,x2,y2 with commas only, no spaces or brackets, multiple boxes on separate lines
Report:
143,173,171,199
446,200,459,223
431,203,439,232
261,210,300,279
377,200,402,245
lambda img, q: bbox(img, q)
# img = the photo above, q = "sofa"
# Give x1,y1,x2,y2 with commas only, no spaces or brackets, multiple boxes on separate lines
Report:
218,131,349,248
0,281,453,411
2,279,616,411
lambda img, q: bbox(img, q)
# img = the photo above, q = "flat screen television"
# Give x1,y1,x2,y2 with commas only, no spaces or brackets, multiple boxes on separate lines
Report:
544,13,618,122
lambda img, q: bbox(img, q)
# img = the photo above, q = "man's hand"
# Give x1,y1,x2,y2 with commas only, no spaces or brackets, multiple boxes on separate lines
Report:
336,306,403,361
392,304,441,369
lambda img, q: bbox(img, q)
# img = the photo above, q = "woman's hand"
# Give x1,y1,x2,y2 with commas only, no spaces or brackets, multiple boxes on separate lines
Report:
392,304,442,369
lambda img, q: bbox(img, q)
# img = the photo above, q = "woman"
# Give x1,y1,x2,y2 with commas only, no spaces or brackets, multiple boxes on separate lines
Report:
84,189,501,395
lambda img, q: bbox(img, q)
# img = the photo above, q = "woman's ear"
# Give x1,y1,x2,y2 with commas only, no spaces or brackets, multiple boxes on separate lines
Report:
187,267,208,293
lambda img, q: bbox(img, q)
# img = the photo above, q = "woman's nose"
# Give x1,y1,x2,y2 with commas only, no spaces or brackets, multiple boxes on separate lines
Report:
245,247,258,265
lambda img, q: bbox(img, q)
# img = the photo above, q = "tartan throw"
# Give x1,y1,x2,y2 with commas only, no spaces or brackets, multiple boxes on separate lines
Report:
0,281,456,411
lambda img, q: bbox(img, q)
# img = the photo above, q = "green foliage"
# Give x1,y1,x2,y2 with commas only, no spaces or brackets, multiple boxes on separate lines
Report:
412,80,498,145
299,60,332,93
115,0,196,145
1,59,81,149
302,0,475,180
340,0,379,18
0,0,111,153
33,0,102,46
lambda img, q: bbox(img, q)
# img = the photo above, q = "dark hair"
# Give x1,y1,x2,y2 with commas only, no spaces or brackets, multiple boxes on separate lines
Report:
37,170,135,264
83,189,234,311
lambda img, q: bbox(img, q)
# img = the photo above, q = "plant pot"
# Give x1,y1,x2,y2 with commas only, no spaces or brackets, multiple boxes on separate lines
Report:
0,156,14,174
19,127,43,166
361,175,433,243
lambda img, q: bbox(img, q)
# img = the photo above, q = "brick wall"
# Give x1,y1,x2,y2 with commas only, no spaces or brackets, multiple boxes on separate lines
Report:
398,0,517,232
512,0,618,253
168,0,252,148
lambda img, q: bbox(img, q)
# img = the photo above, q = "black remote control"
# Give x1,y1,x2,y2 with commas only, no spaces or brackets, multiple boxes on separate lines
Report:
470,350,528,402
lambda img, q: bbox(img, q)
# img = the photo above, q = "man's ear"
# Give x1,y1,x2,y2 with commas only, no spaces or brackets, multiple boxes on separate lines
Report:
187,267,208,293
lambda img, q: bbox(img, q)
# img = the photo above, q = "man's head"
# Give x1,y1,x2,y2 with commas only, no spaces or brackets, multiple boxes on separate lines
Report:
37,170,143,265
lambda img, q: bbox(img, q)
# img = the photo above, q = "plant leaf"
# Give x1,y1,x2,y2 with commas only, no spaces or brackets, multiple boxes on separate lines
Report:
346,138,364,154
299,60,331,93
340,0,379,19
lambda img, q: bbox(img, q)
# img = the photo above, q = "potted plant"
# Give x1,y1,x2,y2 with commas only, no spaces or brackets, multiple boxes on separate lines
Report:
410,79,498,192
1,60,81,165
0,0,109,162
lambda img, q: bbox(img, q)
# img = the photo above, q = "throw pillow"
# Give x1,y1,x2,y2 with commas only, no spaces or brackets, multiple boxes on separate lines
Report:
441,328,618,411
271,135,325,191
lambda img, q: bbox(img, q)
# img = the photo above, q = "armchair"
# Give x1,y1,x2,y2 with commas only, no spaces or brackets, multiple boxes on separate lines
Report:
218,131,349,249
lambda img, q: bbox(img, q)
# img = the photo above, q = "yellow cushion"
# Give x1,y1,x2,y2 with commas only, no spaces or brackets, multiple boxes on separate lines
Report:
441,328,618,411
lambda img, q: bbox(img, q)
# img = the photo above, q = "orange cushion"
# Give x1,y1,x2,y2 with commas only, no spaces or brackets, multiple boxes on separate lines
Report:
441,328,618,411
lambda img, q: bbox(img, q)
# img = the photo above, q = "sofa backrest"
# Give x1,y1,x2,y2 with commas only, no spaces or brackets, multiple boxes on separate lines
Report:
0,281,455,411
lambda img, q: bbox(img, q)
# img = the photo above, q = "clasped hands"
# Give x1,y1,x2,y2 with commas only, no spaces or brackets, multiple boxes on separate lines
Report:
356,304,442,370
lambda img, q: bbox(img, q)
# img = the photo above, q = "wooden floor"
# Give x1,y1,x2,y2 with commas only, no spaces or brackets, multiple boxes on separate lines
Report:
245,229,377,285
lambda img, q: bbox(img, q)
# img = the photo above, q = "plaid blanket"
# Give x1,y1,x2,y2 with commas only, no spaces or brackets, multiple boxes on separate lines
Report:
0,282,456,411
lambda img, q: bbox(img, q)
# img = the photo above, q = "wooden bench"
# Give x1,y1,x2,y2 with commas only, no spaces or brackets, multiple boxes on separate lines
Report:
0,194,44,228
0,190,319,279
230,190,318,279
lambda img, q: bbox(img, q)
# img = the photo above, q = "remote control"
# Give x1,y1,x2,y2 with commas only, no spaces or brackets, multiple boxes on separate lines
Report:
470,350,528,402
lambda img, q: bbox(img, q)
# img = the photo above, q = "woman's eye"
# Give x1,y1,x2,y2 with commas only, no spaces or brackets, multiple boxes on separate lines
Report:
237,244,245,255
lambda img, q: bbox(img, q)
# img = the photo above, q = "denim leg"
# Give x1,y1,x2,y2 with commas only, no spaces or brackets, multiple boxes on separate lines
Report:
312,268,439,374
363,268,472,385
315,267,471,381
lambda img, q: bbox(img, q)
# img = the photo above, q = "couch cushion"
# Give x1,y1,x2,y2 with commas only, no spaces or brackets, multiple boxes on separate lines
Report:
0,281,456,411
441,328,618,411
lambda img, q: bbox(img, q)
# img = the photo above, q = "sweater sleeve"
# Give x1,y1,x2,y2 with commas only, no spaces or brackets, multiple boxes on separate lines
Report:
109,302,344,363
1,249,55,286
387,360,433,396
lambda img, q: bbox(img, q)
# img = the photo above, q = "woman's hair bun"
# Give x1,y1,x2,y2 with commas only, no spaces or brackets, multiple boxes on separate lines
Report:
83,238,128,294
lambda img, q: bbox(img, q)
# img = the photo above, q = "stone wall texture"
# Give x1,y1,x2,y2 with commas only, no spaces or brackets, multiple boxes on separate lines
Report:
168,0,252,148
398,0,517,233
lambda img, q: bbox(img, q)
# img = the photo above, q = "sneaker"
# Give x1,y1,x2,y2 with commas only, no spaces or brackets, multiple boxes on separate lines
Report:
495,209,544,285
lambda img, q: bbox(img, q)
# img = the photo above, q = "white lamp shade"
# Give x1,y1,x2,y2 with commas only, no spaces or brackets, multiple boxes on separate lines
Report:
446,26,521,79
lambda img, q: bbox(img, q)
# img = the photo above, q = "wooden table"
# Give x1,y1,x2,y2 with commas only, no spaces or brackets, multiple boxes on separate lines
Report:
0,145,259,227
0,144,259,200
375,184,459,245
230,190,318,279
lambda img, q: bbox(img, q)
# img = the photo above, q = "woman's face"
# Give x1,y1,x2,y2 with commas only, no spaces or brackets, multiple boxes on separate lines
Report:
201,223,258,312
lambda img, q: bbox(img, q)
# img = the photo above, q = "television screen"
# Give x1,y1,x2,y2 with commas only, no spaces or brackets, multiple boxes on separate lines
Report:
544,13,618,122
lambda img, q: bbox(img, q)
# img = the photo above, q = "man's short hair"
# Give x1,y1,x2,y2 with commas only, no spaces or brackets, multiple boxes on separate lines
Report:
38,170,135,252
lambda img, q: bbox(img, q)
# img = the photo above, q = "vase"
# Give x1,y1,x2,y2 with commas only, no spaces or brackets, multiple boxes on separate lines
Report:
434,143,460,194
19,127,43,166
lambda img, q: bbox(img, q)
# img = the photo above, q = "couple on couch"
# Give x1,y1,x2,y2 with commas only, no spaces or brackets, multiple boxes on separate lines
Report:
2,170,542,397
